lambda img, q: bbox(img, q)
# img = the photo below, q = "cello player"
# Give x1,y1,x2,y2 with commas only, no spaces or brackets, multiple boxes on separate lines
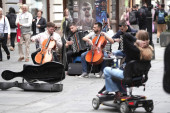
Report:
80,22,114,78
31,22,62,64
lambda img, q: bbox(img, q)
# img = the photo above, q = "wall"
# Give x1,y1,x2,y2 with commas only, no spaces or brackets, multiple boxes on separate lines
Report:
2,0,21,14
51,0,63,27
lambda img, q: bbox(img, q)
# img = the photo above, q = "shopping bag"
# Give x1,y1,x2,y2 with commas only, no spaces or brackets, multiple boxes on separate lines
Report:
152,22,154,33
16,24,21,42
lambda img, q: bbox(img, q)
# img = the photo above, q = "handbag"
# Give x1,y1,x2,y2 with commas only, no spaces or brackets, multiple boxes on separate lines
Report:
16,23,21,42
0,17,5,40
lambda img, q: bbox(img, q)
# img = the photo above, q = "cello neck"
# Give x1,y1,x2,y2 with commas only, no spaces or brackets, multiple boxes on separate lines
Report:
95,34,101,45
45,34,53,48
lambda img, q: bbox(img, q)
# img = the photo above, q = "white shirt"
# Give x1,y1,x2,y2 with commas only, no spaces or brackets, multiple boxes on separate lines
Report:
16,11,32,27
0,15,10,34
31,31,62,49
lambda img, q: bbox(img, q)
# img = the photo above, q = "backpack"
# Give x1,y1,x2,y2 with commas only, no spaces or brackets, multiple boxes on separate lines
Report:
129,11,137,24
158,10,165,24
138,8,146,21
7,13,17,28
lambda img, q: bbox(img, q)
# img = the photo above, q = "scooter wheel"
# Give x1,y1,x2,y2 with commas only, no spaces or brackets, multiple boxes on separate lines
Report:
92,97,100,110
145,104,154,112
120,102,129,113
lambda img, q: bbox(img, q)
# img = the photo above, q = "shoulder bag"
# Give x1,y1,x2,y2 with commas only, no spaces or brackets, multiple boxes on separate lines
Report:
0,17,5,40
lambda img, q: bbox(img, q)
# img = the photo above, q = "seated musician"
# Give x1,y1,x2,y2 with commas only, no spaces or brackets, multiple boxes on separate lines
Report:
31,22,62,64
111,20,137,67
80,22,114,78
66,22,87,65
102,30,153,99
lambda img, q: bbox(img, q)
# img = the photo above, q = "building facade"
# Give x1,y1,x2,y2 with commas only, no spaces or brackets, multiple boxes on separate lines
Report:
1,0,163,31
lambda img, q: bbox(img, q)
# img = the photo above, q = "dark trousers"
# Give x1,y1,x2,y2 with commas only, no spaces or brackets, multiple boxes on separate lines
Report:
139,23,147,30
0,33,10,60
67,50,87,64
10,33,17,48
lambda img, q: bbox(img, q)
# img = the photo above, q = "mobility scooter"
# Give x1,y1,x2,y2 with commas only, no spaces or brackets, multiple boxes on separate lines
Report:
92,60,154,113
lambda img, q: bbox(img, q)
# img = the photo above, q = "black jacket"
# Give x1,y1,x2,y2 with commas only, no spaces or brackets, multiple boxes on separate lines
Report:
112,26,137,50
123,33,140,63
32,16,47,36
130,10,138,25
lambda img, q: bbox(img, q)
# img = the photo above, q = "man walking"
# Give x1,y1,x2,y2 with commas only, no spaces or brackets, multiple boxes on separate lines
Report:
154,3,167,43
16,4,33,62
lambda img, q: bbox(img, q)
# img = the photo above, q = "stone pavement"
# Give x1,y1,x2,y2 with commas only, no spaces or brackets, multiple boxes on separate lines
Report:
0,34,169,113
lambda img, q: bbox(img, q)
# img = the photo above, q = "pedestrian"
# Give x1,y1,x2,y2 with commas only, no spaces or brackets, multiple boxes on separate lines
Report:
129,5,139,30
0,8,11,61
16,4,33,62
138,3,148,30
168,5,170,15
32,9,47,49
154,3,167,43
135,4,139,11
60,8,72,40
163,43,170,94
6,7,17,51
125,7,131,26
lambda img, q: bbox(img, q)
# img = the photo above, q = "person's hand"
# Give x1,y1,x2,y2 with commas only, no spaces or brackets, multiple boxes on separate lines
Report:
108,26,111,29
87,39,93,46
51,36,54,40
114,38,121,42
37,25,41,28
32,19,35,22
67,41,74,45
137,40,149,48
8,34,10,39
18,22,22,26
100,32,106,36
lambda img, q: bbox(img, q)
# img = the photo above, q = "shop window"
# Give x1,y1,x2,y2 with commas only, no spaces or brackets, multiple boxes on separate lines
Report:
26,0,47,19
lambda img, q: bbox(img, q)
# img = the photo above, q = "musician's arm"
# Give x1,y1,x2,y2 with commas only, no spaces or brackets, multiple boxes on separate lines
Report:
55,33,62,48
82,32,94,45
31,34,41,42
101,32,114,44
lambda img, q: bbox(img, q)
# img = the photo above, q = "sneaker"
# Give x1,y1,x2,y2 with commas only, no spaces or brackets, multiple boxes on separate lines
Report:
99,91,115,95
18,57,24,61
157,38,159,43
79,72,89,78
25,58,29,62
96,71,103,78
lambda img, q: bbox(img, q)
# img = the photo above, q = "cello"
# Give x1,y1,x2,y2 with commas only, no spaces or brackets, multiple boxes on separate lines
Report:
85,23,107,65
35,34,56,64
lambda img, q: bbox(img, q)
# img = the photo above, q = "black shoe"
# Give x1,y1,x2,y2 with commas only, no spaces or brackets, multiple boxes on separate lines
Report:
157,38,159,43
7,55,10,60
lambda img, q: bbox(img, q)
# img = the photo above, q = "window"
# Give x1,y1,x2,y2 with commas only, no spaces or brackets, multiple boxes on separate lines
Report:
26,0,47,19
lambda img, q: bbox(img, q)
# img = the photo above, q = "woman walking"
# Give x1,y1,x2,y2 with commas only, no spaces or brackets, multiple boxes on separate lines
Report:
6,7,17,51
0,8,11,61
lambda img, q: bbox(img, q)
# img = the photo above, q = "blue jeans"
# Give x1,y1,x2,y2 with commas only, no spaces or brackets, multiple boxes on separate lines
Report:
104,67,126,93
113,50,126,67
81,51,108,73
